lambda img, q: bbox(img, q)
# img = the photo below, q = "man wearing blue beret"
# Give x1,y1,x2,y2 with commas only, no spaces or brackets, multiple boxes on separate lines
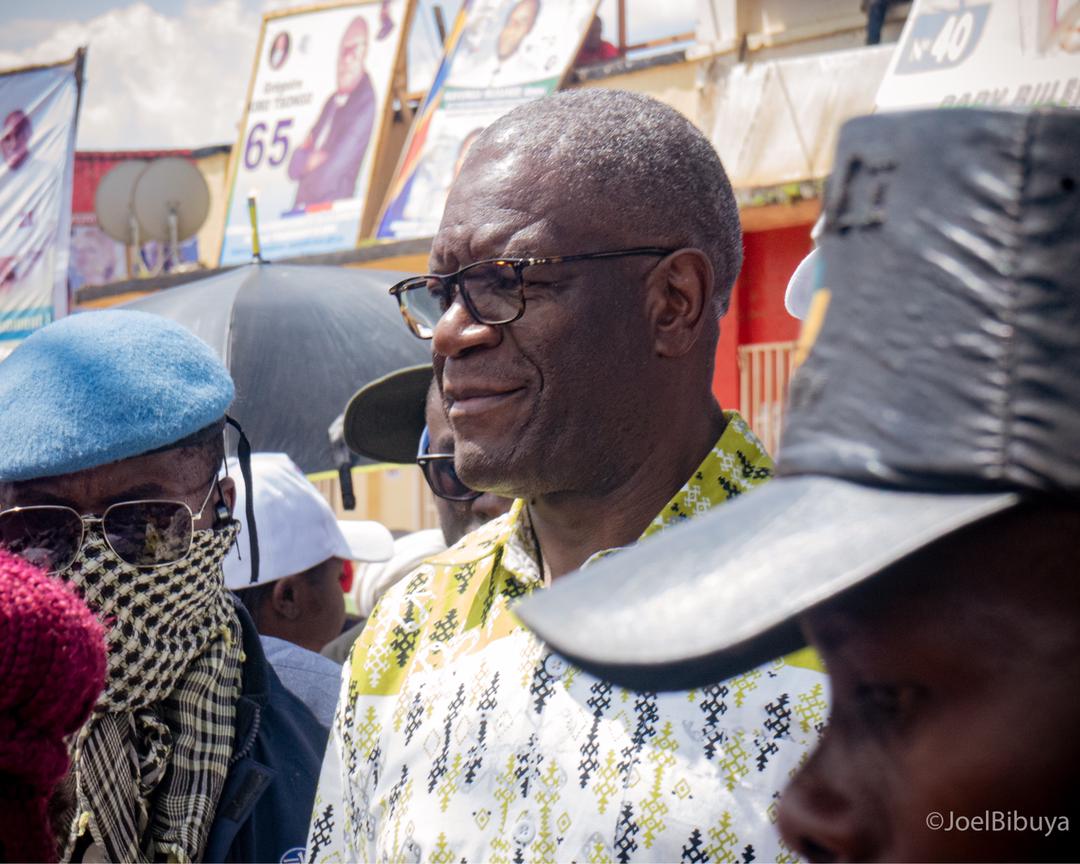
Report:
0,310,338,863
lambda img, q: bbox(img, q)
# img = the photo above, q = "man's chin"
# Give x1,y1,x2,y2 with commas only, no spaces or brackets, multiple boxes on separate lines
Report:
456,455,524,501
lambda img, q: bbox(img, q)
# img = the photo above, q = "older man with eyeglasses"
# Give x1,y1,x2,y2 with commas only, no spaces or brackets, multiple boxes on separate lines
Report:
0,310,338,863
306,88,825,863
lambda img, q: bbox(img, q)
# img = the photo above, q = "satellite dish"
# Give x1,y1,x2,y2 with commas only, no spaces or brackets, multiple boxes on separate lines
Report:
94,160,147,244
133,157,210,244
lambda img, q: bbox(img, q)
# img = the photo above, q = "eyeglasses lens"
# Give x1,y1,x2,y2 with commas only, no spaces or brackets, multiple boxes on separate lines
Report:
398,277,449,338
103,501,194,567
0,507,83,573
400,262,523,338
461,262,522,324
422,459,481,502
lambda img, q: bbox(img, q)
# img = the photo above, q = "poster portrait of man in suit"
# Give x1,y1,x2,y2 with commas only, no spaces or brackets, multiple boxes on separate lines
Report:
287,16,375,208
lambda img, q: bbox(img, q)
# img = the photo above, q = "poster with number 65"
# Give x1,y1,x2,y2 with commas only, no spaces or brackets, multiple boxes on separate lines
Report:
219,1,411,265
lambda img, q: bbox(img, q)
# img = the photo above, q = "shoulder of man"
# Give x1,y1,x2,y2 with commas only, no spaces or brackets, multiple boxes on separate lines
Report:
261,635,342,729
206,606,337,862
345,509,520,695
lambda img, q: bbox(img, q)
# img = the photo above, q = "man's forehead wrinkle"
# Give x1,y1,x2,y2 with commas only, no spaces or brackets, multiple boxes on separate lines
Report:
435,182,563,267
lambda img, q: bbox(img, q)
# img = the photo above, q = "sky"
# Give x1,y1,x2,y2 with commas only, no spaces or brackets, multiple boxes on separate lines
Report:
0,0,697,150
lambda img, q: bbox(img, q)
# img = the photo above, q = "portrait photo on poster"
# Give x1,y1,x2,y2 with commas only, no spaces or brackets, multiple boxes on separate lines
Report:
448,0,597,90
375,0,599,240
219,0,408,264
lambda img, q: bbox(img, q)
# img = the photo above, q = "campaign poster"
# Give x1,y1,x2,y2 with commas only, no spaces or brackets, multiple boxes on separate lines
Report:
376,0,599,240
219,1,411,265
876,0,1080,111
0,52,82,350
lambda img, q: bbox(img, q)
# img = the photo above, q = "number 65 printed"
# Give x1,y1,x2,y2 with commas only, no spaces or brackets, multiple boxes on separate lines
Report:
244,119,293,170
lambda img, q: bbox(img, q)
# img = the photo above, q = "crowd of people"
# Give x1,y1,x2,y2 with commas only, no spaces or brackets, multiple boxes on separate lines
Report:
0,85,1075,864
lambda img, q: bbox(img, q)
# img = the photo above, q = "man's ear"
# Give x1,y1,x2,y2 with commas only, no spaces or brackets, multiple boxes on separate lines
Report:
218,476,236,517
644,248,714,359
270,576,302,620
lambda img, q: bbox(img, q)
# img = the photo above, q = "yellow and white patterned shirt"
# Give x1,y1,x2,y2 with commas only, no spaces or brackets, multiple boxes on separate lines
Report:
306,412,826,863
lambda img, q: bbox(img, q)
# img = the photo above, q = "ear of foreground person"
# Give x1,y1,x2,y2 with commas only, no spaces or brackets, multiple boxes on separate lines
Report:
519,106,1080,862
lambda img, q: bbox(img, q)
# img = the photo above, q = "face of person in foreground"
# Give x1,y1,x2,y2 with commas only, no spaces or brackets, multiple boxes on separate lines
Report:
429,140,667,500
425,385,511,546
337,19,369,94
778,504,1080,862
497,0,539,60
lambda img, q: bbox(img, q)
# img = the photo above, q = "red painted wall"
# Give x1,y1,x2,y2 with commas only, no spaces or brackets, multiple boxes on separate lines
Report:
73,149,193,213
713,223,813,409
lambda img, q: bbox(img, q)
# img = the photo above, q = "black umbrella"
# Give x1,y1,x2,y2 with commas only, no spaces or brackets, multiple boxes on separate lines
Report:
123,263,430,475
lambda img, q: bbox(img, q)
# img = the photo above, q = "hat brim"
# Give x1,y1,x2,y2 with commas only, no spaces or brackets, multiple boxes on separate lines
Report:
516,476,1020,691
784,248,819,320
335,519,395,563
343,364,432,464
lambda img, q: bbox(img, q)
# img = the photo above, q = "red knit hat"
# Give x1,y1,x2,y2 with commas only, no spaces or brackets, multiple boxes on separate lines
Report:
0,548,106,863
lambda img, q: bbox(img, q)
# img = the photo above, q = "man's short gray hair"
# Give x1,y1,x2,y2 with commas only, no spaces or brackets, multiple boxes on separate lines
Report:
473,88,742,316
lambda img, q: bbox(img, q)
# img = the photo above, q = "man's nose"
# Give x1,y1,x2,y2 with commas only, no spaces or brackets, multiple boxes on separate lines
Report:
777,746,867,863
431,296,502,358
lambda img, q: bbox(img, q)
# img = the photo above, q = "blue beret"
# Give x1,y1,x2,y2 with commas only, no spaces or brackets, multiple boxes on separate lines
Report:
0,310,234,482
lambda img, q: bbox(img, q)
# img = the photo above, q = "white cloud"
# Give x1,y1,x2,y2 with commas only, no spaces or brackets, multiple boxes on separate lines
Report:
0,0,263,149
0,0,700,150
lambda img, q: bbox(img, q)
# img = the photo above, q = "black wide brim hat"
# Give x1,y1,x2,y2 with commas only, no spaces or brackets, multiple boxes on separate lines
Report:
343,364,432,464
518,107,1080,691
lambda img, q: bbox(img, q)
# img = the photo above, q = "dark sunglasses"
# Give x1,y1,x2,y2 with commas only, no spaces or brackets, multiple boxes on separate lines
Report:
416,426,480,502
0,477,222,575
388,247,674,339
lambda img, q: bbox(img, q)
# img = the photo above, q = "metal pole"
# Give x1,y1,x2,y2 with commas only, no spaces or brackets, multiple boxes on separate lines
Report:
167,207,179,272
617,0,627,54
247,193,264,262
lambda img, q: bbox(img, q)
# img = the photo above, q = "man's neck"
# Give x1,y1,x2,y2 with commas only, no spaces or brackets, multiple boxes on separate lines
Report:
528,402,726,581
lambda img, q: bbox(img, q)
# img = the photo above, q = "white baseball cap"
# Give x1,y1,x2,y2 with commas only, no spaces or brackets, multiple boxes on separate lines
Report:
222,452,394,590
784,215,826,320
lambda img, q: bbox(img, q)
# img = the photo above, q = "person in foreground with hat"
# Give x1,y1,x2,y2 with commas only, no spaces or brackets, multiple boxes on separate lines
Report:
519,107,1080,861
225,452,394,653
0,548,106,863
322,365,512,663
306,88,824,862
0,309,337,862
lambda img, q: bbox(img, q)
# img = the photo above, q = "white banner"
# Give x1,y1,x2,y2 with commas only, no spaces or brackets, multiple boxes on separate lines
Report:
220,1,409,265
876,0,1080,111
0,53,82,348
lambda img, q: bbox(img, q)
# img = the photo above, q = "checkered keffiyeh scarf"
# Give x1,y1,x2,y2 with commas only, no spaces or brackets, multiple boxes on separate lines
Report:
58,524,243,863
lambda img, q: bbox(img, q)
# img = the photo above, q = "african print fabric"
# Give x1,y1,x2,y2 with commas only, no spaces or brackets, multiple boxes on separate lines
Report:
306,412,827,863
59,524,243,863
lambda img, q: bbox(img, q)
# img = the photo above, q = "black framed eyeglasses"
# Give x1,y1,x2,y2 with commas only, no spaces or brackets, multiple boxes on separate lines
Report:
0,476,222,575
388,246,674,339
416,426,480,502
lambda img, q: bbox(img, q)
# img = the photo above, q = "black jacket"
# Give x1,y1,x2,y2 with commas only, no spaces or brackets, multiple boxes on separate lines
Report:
203,602,341,862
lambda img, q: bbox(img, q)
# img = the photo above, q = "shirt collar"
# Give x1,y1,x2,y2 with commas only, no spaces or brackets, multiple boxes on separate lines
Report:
424,411,772,584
